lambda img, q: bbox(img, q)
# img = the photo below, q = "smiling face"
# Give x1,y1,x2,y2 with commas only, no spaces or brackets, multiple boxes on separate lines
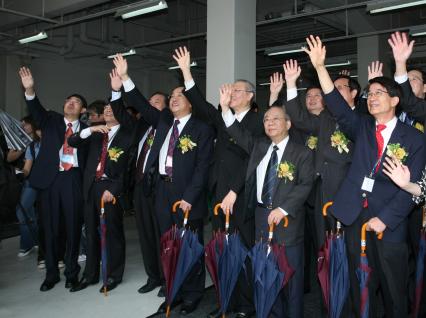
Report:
230,81,254,112
367,82,399,121
334,77,357,106
263,106,291,143
63,96,84,120
305,88,324,115
149,93,167,111
408,70,426,99
103,104,119,126
169,87,192,118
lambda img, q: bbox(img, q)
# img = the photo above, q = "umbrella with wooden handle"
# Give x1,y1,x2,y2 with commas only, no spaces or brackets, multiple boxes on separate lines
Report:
100,196,116,297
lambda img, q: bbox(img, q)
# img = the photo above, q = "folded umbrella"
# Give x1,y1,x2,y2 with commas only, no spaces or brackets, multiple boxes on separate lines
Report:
412,207,426,318
0,110,32,151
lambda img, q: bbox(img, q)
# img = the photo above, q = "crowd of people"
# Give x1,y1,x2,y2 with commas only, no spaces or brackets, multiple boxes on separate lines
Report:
4,30,426,318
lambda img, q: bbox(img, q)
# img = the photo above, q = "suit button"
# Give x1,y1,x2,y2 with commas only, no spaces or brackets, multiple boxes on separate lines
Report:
362,193,366,198
324,161,328,165
316,172,320,176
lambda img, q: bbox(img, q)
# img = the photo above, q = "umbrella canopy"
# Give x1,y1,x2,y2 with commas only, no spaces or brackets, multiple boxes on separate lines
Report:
249,220,291,318
205,231,224,304
99,197,116,296
0,110,32,151
412,208,426,318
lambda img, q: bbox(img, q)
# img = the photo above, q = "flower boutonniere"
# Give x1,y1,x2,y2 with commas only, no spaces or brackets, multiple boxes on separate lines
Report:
147,134,154,147
306,135,318,150
108,147,124,162
277,161,296,183
330,130,350,154
177,135,197,154
386,143,408,163
414,122,424,133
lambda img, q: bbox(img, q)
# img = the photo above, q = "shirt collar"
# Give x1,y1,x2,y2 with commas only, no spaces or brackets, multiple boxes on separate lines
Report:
271,135,290,152
175,113,192,126
235,108,250,122
376,116,398,130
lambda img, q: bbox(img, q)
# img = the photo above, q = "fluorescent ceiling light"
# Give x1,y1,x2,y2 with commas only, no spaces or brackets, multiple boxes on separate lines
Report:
325,60,351,68
18,31,47,44
168,61,197,70
350,75,359,78
116,0,168,19
267,48,304,56
410,24,426,37
367,0,426,14
259,82,270,86
265,43,304,56
107,49,136,59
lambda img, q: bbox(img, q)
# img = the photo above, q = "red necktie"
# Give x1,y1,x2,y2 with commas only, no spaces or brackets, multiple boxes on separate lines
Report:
165,120,180,177
96,133,109,180
135,128,155,182
375,124,386,172
60,123,74,171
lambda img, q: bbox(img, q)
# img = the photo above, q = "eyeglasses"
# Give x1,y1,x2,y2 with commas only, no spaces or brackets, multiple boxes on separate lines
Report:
367,90,389,99
335,84,350,90
263,116,285,124
232,89,253,94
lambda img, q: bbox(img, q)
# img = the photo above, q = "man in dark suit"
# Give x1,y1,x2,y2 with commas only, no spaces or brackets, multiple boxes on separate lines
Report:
68,94,133,293
113,55,214,315
221,89,314,317
172,46,264,318
108,67,168,296
304,35,426,317
18,67,88,291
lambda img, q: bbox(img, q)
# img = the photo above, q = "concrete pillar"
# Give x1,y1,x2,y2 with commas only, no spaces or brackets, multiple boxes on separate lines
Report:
206,0,256,106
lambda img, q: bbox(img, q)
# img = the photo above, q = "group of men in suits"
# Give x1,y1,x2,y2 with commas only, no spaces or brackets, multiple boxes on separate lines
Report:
17,29,426,318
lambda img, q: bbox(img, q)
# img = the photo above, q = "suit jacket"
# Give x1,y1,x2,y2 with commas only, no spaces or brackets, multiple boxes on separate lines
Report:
324,88,426,242
67,121,133,201
25,96,88,190
398,79,426,130
226,121,314,246
184,84,264,201
285,96,353,202
124,86,215,220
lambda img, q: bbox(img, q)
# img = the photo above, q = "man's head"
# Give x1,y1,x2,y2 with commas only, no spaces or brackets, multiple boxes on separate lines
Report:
408,69,426,99
103,104,119,127
366,76,401,122
305,86,325,115
87,100,106,125
21,115,37,136
149,92,168,111
169,87,192,118
230,79,255,112
263,105,291,143
63,94,87,120
334,75,360,106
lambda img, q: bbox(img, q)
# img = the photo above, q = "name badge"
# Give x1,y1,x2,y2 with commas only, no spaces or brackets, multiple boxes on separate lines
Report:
361,176,375,193
166,155,173,167
61,154,74,165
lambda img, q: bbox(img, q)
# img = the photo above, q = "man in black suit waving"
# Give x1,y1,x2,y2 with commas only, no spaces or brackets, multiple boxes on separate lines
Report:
113,55,214,315
221,85,314,318
19,67,88,292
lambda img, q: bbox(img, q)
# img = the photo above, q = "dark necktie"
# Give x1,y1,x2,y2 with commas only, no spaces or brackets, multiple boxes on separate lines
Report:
61,123,74,171
96,133,109,180
136,128,155,182
165,119,180,177
261,145,279,208
375,124,386,172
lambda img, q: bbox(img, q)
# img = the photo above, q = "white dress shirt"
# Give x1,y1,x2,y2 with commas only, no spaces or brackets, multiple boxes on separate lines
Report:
80,124,120,148
377,116,398,156
159,114,192,175
137,126,155,173
59,118,80,170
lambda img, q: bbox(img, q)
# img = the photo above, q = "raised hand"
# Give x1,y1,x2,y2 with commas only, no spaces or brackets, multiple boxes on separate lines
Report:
172,46,193,82
367,61,383,81
270,72,284,95
219,84,232,112
112,54,129,81
283,59,301,88
339,69,351,76
110,68,122,91
302,35,326,70
388,32,414,65
19,67,35,95
90,125,110,134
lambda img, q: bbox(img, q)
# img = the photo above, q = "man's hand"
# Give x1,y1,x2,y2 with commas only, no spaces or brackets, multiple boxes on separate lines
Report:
19,67,35,96
221,190,237,215
172,46,193,82
367,61,383,81
302,35,326,70
366,217,386,234
268,208,285,226
102,190,115,203
90,125,110,134
179,200,192,212
339,69,351,76
113,54,129,81
388,32,414,66
283,59,301,89
270,72,284,96
110,68,123,91
219,84,232,112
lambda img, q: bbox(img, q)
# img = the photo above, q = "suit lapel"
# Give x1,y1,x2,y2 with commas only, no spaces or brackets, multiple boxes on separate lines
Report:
247,139,270,179
272,139,294,198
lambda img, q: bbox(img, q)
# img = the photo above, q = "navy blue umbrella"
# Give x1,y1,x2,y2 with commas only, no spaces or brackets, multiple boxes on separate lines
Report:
412,210,426,318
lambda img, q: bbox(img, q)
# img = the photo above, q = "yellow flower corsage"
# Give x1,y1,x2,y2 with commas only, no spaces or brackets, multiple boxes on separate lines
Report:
307,136,318,150
147,134,154,147
330,130,349,154
277,161,295,183
414,122,424,133
177,135,197,154
386,143,408,163
108,147,124,162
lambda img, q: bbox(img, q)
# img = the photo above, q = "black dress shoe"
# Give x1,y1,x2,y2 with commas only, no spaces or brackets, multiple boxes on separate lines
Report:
137,279,160,294
40,278,60,292
157,285,165,297
207,307,222,318
180,299,200,315
65,278,78,289
99,278,120,293
157,298,182,314
70,278,98,292
234,312,254,318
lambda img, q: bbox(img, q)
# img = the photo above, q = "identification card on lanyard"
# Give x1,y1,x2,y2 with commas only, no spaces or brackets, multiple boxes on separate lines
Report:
361,157,382,193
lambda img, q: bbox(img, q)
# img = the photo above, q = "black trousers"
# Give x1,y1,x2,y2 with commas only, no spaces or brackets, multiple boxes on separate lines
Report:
345,210,409,318
83,180,125,283
155,178,205,303
134,182,162,284
39,169,83,282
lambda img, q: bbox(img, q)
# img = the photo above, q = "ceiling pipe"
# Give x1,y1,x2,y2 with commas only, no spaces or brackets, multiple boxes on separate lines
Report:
0,7,59,24
60,26,74,55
